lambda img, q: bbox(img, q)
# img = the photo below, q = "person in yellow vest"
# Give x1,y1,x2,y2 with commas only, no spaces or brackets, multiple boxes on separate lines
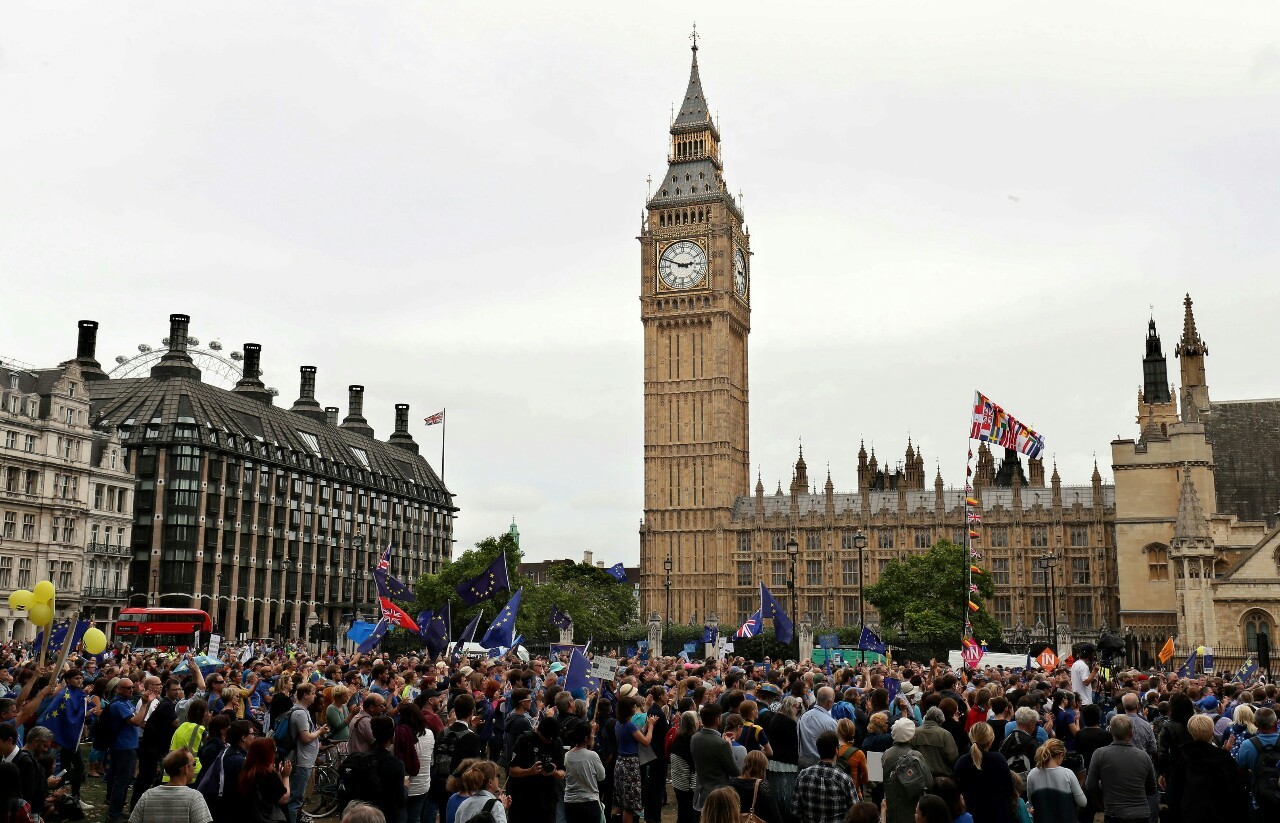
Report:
164,700,208,783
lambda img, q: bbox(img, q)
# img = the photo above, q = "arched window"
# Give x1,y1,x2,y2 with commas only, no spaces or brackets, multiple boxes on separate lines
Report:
1144,543,1169,581
1245,610,1272,652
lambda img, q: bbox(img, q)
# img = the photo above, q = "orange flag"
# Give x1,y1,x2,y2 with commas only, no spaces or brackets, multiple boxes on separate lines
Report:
1158,636,1175,664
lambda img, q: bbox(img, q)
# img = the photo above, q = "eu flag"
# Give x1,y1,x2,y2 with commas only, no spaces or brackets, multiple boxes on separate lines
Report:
606,563,628,583
858,626,886,655
33,620,89,655
1234,656,1259,683
375,544,416,603
479,588,522,650
550,605,573,631
457,552,511,605
356,619,390,654
759,583,793,644
1176,649,1198,678
39,681,87,751
450,610,482,661
563,645,599,693
701,624,718,644
423,603,450,658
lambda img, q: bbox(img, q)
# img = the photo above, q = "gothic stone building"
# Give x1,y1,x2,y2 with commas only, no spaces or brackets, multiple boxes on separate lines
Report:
0,325,135,641
78,314,455,641
1113,295,1280,659
637,42,1119,643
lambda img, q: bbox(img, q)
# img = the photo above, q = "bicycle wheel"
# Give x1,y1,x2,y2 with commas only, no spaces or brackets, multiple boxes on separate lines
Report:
303,765,340,818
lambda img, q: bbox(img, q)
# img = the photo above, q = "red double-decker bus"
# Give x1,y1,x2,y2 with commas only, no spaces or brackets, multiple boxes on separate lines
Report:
114,607,212,651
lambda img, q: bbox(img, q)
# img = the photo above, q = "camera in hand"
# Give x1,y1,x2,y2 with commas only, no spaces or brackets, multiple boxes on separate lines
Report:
539,756,555,774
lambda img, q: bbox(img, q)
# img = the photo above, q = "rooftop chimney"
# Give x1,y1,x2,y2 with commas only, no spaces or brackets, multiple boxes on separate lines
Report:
73,320,109,381
324,406,340,427
339,385,374,438
387,403,419,453
289,366,327,422
232,343,274,405
150,313,202,380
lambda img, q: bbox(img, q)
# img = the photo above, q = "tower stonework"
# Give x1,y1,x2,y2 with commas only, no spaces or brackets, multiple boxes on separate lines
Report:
639,40,751,623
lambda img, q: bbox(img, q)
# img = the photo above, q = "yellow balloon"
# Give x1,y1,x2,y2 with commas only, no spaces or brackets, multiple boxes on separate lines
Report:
32,580,55,604
82,627,108,655
7,590,33,610
29,603,52,627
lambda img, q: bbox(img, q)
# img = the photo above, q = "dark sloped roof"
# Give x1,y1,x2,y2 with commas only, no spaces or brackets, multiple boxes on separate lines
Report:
1203,398,1280,523
89,376,451,500
673,47,712,129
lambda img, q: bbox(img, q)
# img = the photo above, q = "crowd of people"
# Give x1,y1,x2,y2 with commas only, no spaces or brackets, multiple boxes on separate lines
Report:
0,637,1276,823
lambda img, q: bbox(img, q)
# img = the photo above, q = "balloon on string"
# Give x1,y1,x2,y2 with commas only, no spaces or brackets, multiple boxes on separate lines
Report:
29,603,53,627
82,627,108,655
7,590,33,610
32,581,55,603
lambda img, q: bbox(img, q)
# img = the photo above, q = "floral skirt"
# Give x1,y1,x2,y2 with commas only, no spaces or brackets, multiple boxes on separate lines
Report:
615,754,643,813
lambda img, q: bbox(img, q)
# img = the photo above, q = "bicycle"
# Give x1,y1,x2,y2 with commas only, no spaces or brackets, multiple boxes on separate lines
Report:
302,743,344,819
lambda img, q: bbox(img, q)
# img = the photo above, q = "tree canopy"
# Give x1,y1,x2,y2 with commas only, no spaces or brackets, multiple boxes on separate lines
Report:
864,540,1003,646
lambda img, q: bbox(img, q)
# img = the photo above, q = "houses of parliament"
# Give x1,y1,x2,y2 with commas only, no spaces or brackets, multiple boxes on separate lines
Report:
638,38,1280,662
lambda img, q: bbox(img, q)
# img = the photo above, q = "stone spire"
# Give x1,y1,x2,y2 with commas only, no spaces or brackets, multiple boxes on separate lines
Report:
1143,316,1172,403
857,440,869,489
1174,465,1210,540
1175,293,1210,421
673,30,712,129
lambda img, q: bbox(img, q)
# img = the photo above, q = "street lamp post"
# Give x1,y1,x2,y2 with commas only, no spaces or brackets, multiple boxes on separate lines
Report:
854,530,868,661
1035,553,1059,652
663,554,673,628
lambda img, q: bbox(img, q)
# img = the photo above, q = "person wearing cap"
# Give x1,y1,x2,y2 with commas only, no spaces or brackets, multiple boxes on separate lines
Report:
883,718,930,823
507,715,565,823
417,686,446,736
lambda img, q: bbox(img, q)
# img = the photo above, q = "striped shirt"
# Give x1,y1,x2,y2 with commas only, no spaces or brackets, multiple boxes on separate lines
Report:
127,784,213,823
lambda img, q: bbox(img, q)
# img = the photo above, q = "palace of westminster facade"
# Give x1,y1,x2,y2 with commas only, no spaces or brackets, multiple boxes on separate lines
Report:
638,41,1280,660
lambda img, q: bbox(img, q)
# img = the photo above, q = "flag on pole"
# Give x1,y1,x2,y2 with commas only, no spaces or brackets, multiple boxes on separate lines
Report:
759,583,794,644
451,609,482,660
563,645,599,693
606,563,628,583
374,544,415,602
701,624,718,644
735,610,762,639
969,390,1046,458
423,410,445,426
33,620,90,655
1158,636,1175,664
356,620,390,654
423,603,450,658
39,678,87,751
1233,656,1259,683
479,588,522,650
456,552,511,605
858,626,887,655
550,605,573,631
379,597,420,632
1176,649,1198,678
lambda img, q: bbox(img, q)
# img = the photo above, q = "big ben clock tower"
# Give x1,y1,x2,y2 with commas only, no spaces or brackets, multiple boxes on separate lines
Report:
640,34,751,625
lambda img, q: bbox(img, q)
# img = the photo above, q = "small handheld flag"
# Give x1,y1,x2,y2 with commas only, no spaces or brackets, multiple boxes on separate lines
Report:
1158,636,1175,664
479,588,523,650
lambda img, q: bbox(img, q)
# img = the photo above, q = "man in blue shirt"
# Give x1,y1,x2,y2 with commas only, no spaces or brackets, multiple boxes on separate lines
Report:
106,678,153,823
1236,706,1280,814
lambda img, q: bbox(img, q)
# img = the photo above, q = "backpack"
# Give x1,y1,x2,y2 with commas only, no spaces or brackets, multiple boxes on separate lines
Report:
1249,737,1280,812
272,706,302,758
469,798,500,823
999,729,1036,776
91,700,121,751
337,750,384,809
889,749,930,795
196,746,230,803
431,725,467,787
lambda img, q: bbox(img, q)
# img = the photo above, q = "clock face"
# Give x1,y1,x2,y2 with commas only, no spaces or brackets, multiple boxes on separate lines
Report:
734,248,747,297
659,240,708,289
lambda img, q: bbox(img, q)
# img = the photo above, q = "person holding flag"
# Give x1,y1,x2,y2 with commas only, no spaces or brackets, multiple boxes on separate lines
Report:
40,667,88,801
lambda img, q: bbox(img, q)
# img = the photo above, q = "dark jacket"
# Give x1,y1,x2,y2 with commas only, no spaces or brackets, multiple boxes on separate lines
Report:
690,727,739,810
764,713,799,765
729,776,783,823
1169,740,1250,823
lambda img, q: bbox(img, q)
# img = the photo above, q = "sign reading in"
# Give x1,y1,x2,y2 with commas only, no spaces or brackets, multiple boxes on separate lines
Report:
1037,648,1058,670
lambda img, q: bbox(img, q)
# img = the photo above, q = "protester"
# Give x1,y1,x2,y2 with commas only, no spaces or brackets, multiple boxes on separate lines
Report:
129,749,213,823
1085,715,1156,823
952,721,1015,823
1025,738,1085,823
454,760,509,823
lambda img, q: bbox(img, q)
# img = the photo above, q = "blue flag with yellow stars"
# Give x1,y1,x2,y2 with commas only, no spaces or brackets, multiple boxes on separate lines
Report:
1233,656,1259,683
759,582,794,644
424,601,450,660
356,619,390,654
550,605,573,631
606,563,627,583
375,544,416,603
479,588,522,650
1176,649,1198,678
457,552,511,606
33,619,89,655
451,610,483,661
40,678,87,751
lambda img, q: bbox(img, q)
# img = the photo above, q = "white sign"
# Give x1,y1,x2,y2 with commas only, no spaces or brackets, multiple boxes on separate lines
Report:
207,634,221,659
867,751,884,783
587,657,619,682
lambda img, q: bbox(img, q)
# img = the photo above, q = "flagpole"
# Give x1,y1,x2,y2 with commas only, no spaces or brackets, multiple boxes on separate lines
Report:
441,408,447,483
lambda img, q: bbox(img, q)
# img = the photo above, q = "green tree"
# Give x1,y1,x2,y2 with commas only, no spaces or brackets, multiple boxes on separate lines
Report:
521,563,638,643
864,540,1003,646
412,530,525,639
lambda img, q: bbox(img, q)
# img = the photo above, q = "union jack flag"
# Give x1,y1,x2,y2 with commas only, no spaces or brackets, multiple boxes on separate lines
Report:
736,610,762,639
424,410,445,426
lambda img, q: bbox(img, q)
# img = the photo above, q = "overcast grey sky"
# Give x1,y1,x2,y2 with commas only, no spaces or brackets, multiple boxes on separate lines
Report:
3,2,1278,563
